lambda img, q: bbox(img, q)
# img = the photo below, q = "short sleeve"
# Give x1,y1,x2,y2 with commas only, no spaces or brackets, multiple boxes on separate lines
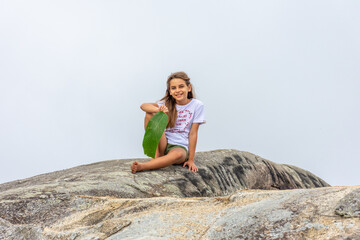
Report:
193,103,206,125
156,101,165,107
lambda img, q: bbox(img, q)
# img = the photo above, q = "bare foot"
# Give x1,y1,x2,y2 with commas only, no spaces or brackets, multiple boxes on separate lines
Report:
131,161,143,173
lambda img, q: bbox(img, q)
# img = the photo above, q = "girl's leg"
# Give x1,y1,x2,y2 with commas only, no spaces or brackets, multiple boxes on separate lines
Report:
144,112,154,130
131,148,187,173
156,132,167,158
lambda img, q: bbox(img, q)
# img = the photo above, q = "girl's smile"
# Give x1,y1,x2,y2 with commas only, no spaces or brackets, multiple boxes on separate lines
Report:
169,78,192,105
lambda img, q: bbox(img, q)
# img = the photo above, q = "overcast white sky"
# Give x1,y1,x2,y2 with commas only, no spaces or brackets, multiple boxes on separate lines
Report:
1,1,359,186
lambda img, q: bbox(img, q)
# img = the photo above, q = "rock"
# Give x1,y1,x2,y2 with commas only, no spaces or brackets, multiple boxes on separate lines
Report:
0,149,338,239
105,186,359,240
2,187,359,239
335,188,360,218
0,149,329,199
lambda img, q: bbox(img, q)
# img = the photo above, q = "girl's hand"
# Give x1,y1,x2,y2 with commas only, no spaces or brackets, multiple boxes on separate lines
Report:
158,105,169,114
183,161,198,172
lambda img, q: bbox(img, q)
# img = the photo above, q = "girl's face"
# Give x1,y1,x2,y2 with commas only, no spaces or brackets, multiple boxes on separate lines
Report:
169,78,192,105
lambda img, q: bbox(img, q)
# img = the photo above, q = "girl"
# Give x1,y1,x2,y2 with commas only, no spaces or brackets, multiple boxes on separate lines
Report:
131,71,206,173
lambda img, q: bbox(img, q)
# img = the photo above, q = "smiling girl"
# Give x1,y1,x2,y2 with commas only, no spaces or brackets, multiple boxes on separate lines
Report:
131,72,206,173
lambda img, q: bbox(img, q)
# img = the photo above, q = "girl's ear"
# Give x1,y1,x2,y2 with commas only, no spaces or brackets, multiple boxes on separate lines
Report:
188,84,192,92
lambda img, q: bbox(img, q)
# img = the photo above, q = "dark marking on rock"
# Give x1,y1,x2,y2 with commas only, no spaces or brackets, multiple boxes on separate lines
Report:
234,165,245,175
296,172,312,187
225,168,237,188
276,171,293,189
243,155,253,164
271,184,281,189
183,172,203,196
262,160,277,183
216,165,231,188
198,168,213,181
80,210,110,226
198,169,216,193
223,157,235,166
293,180,303,188
233,154,243,164
173,179,189,196
233,166,247,187
208,166,226,192
308,175,322,187
121,203,155,216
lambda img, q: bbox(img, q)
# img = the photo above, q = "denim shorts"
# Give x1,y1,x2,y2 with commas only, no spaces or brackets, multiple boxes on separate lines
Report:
164,143,189,161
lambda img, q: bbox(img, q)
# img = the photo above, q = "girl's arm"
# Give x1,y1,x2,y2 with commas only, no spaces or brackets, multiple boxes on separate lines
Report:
184,123,201,172
140,103,168,114
140,103,160,113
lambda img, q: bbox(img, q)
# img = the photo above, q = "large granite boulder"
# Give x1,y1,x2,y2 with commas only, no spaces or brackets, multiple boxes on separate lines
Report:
1,186,359,239
0,149,329,199
0,149,341,239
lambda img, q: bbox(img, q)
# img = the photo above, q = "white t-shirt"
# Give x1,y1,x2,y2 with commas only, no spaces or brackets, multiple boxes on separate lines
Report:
157,98,206,150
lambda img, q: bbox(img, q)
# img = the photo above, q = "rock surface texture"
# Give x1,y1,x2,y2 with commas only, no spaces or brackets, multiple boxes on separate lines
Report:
1,149,357,239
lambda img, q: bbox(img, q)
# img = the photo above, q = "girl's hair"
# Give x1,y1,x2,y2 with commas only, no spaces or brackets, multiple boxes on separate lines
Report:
160,71,195,128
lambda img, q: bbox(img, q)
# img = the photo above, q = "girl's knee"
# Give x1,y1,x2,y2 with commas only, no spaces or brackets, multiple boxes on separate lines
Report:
144,112,156,129
169,149,186,161
144,112,155,121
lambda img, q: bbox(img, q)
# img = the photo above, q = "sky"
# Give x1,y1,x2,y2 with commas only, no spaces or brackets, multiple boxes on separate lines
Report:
0,0,359,186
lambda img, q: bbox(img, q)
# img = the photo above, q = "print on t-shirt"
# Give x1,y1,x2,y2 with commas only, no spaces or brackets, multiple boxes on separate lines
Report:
168,109,193,133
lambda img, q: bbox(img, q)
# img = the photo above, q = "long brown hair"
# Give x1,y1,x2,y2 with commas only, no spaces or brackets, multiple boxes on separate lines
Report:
160,71,195,128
